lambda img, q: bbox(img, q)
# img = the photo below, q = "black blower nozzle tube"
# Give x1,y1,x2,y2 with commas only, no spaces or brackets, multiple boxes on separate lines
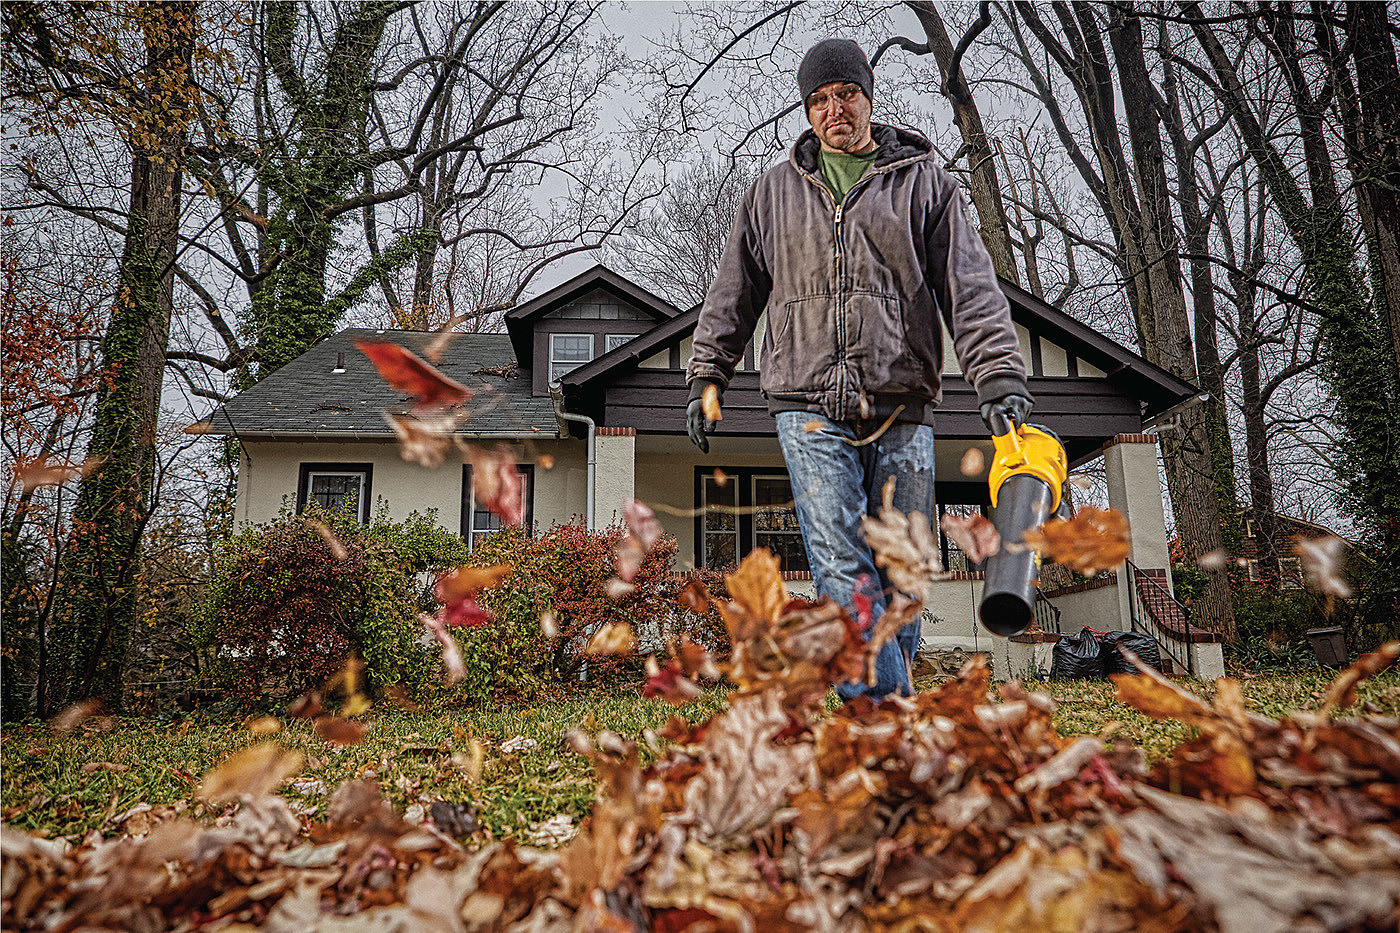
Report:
978,472,1056,636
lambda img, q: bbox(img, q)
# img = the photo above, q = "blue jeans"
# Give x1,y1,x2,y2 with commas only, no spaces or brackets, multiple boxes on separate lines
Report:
775,412,935,700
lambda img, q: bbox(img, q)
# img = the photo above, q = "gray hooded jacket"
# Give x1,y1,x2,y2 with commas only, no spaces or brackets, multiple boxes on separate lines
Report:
687,123,1028,424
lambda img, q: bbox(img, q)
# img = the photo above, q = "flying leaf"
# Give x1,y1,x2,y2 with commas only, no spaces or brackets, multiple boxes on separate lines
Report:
287,691,324,719
466,444,524,526
434,564,511,605
1316,641,1399,717
614,534,644,583
803,419,824,433
1023,506,1131,575
382,411,462,469
1197,549,1229,572
355,339,471,412
624,498,664,551
701,383,723,422
306,520,349,561
959,447,985,476
585,622,636,656
439,594,490,628
676,578,711,616
49,699,103,732
313,716,367,746
862,478,942,599
724,547,788,629
246,716,282,736
421,613,466,685
12,456,101,493
197,742,303,802
1293,535,1351,598
865,594,922,687
643,657,704,706
940,512,1001,563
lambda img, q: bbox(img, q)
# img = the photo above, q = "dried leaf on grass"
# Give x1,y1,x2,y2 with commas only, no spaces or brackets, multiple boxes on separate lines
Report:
1023,506,1131,574
9,555,1400,933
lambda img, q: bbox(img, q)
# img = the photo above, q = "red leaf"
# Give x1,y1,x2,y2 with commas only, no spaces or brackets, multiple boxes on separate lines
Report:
439,594,491,628
354,339,471,412
643,657,703,706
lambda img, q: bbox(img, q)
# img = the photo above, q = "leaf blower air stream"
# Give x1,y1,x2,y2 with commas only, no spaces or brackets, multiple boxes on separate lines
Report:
978,420,1068,637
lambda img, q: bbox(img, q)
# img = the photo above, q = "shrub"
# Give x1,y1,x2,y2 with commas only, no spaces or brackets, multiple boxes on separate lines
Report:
452,520,679,703
201,504,468,707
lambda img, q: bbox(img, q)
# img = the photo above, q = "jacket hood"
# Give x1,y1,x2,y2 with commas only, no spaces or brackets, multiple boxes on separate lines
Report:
791,123,934,174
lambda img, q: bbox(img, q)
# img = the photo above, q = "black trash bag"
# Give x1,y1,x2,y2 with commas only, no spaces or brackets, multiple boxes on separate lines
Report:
1051,628,1105,680
1100,630,1162,675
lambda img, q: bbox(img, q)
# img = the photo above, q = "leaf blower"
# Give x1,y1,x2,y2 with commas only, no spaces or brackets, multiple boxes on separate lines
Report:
979,420,1068,636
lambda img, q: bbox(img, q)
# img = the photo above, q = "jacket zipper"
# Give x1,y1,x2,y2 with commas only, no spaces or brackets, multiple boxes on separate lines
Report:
798,153,922,420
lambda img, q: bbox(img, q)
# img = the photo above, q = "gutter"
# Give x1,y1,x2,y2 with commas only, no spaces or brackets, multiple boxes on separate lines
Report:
550,384,596,531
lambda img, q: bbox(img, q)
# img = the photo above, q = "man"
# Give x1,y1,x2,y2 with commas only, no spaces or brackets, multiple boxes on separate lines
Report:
686,38,1032,701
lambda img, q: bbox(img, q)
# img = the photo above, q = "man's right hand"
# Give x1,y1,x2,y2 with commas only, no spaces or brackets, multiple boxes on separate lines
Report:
687,385,722,453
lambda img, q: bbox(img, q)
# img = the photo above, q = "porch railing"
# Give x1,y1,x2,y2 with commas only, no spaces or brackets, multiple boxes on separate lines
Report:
1032,590,1061,634
1125,559,1194,676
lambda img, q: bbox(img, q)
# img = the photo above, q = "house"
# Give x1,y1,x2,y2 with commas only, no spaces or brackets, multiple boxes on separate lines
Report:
191,265,1225,679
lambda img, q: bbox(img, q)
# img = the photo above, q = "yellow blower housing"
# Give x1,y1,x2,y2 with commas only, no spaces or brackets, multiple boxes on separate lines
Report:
979,424,1069,636
988,424,1068,511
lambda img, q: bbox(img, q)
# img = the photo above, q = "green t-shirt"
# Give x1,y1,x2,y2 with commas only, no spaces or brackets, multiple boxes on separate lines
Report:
819,146,881,203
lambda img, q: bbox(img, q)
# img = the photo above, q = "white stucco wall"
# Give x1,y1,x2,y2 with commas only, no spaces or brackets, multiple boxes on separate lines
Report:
235,436,583,534
1044,579,1122,633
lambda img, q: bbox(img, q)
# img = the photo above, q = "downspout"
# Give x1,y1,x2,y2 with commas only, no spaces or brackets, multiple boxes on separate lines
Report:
551,384,597,682
550,384,596,530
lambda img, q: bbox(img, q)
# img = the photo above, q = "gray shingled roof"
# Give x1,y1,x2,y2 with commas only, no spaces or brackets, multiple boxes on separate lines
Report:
193,329,557,439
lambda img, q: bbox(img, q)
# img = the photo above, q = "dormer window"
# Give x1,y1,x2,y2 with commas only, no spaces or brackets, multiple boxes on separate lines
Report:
549,333,592,383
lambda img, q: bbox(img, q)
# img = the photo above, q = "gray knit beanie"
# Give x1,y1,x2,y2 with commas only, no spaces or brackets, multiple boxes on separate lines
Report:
797,39,874,105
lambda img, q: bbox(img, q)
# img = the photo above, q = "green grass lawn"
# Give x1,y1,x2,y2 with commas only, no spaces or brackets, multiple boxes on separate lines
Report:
3,670,1397,843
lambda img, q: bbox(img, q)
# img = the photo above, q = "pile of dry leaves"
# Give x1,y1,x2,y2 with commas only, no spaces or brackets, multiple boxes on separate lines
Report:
5,551,1399,932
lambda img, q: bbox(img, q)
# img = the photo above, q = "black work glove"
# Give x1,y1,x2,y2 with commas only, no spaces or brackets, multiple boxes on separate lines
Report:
979,392,1033,436
686,381,722,453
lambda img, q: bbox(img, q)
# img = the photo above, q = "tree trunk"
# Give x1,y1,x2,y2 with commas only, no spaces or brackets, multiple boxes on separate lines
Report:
51,7,194,709
1159,30,1240,554
1233,271,1281,586
907,2,1021,285
1342,2,1400,380
1105,8,1235,638
1189,5,1400,554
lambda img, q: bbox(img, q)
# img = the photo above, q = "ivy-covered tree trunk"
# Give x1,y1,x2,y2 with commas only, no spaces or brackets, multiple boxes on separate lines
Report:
1190,7,1400,555
50,9,194,710
243,0,401,382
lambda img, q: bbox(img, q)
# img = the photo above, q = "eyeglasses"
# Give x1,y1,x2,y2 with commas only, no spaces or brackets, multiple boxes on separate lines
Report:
805,84,863,111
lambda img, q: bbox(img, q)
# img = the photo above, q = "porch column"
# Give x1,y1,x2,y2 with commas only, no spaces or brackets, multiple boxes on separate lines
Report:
1103,433,1171,577
594,427,636,529
1103,433,1170,639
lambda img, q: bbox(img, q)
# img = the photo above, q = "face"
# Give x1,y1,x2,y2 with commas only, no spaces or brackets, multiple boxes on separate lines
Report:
805,81,874,154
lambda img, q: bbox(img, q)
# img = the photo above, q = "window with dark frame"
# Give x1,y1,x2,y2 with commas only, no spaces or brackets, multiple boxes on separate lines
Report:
461,464,535,549
297,463,373,524
696,468,807,573
549,333,593,383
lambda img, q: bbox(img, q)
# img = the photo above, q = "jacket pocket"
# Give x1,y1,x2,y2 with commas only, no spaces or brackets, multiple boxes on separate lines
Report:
771,294,839,393
847,291,922,390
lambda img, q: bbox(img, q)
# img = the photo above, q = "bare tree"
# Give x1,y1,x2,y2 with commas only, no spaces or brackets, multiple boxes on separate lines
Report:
607,155,763,308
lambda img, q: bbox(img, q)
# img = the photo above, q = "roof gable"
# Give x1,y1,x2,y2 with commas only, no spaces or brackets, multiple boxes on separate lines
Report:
564,279,1198,418
504,264,683,367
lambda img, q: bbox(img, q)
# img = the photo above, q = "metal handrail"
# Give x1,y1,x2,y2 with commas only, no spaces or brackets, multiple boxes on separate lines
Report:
1032,589,1061,634
1125,559,1194,676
